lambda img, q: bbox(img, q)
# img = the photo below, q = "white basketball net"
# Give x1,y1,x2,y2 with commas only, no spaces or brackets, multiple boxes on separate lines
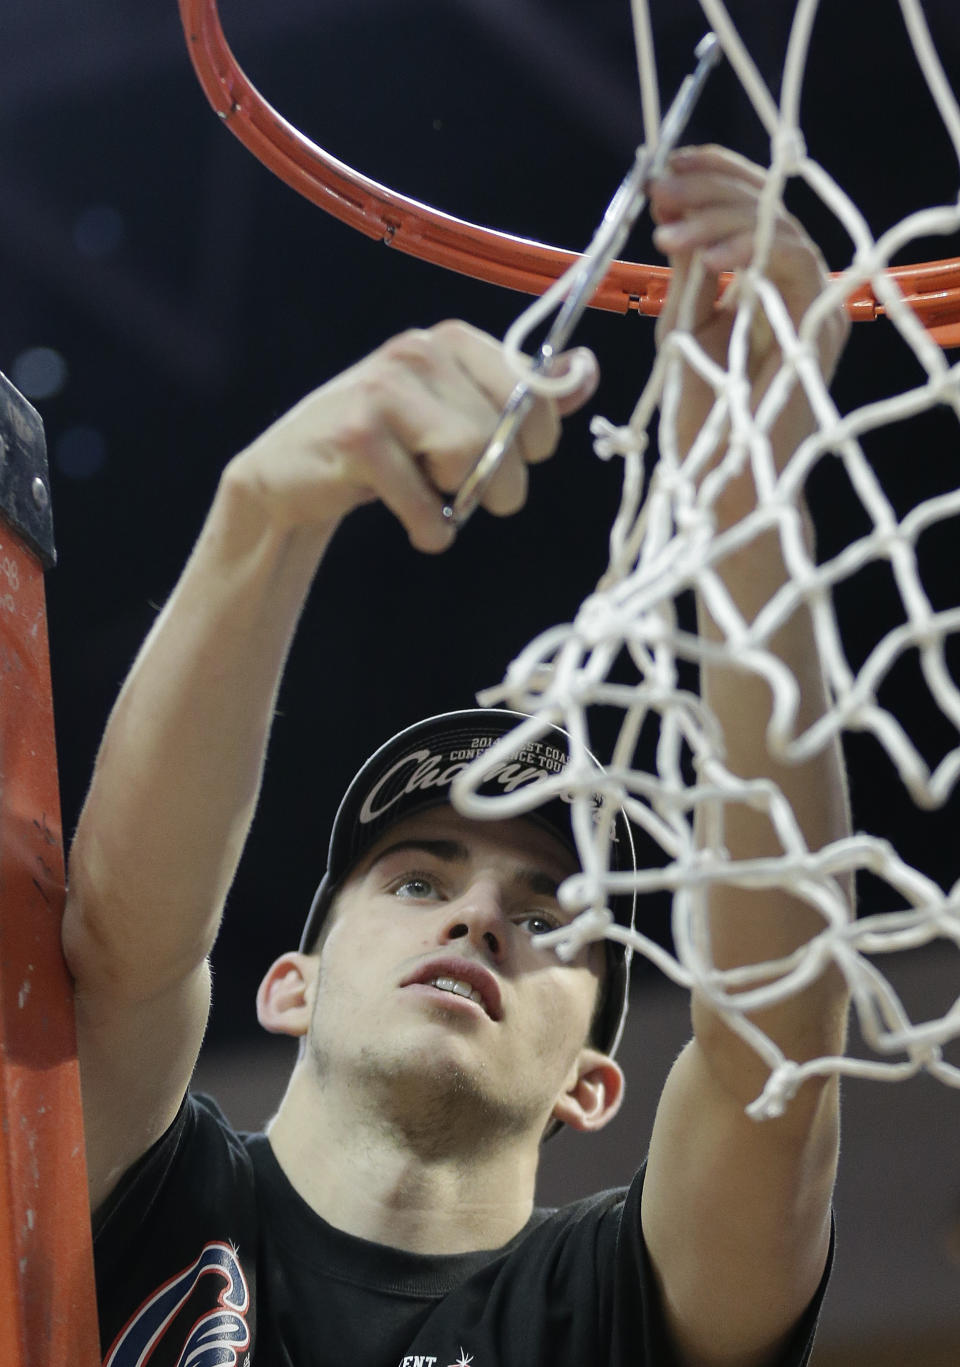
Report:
452,0,960,1118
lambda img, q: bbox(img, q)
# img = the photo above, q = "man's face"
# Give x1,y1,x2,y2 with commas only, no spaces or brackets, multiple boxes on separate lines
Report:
304,804,606,1144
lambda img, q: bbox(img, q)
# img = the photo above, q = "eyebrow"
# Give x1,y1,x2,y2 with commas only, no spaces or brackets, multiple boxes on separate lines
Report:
368,837,565,900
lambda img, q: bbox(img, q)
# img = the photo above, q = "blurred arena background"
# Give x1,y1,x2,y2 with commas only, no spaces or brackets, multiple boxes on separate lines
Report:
2,2,958,1360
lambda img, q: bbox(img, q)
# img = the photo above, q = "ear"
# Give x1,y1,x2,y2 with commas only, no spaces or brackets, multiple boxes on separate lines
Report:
550,1048,625,1134
256,952,318,1038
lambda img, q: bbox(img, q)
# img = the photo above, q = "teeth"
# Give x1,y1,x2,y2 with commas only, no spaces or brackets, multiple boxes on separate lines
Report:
429,977,485,1009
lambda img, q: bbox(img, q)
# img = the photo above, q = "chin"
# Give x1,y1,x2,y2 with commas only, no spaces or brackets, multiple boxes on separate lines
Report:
356,1039,538,1145
386,1034,489,1094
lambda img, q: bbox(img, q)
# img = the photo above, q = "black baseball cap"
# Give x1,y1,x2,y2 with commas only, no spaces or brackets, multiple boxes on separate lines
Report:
300,709,636,1055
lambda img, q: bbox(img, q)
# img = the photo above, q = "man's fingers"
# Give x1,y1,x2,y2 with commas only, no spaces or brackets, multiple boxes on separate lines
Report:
416,323,598,516
649,146,769,239
478,454,529,517
654,208,765,273
367,437,455,554
374,339,531,518
664,144,768,190
436,321,560,463
650,143,828,327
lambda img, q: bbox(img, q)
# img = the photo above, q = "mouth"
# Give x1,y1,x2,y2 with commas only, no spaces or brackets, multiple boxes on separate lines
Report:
400,957,502,1021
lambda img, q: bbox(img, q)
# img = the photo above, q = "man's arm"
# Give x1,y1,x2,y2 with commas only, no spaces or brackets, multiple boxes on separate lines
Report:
639,148,851,1367
62,321,598,1212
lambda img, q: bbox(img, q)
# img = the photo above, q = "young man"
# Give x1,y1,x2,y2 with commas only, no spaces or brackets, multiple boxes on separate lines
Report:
64,147,852,1366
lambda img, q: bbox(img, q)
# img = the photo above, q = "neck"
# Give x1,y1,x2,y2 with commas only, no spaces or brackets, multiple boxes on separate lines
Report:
266,1057,544,1254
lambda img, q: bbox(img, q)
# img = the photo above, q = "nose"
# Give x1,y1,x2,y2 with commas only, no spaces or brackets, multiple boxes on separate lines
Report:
440,877,507,962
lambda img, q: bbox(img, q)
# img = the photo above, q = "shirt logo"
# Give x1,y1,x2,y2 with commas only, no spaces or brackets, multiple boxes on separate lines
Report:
103,1241,251,1367
397,1352,474,1367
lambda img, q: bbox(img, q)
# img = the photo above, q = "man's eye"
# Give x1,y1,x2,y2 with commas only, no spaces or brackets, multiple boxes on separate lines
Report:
392,876,439,900
516,912,560,937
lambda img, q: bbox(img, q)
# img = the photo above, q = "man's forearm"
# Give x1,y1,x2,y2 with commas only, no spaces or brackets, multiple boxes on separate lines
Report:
693,472,852,1107
63,469,333,1000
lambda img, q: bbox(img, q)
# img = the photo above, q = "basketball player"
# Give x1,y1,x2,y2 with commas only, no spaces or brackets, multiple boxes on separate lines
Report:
65,147,851,1366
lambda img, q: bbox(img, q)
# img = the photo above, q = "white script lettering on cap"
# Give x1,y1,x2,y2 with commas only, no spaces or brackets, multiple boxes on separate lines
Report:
358,746,551,825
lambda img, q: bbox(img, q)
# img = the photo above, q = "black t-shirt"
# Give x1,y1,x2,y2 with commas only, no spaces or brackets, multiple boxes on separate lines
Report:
93,1093,831,1367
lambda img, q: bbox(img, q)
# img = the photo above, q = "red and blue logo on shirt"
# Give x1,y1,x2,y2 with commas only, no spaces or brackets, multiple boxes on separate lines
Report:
103,1240,251,1367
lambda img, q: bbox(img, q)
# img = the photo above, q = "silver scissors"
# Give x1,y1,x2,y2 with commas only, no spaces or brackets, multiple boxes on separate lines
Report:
442,32,723,529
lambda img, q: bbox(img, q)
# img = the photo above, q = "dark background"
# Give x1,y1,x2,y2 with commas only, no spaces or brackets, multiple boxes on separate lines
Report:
4,0,960,1055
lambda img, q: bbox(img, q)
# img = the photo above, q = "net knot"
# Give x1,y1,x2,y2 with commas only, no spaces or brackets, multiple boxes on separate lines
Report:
676,501,707,533
577,590,623,645
770,127,806,176
746,1062,803,1120
590,416,647,462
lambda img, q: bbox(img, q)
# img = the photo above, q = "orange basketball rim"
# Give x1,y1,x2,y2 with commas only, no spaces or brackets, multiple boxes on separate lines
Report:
179,0,960,349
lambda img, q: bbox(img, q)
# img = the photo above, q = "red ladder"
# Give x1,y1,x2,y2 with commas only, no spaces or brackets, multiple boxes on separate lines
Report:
0,373,99,1364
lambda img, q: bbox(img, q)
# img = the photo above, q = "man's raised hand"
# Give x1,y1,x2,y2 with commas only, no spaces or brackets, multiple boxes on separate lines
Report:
227,320,599,554
649,145,848,460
